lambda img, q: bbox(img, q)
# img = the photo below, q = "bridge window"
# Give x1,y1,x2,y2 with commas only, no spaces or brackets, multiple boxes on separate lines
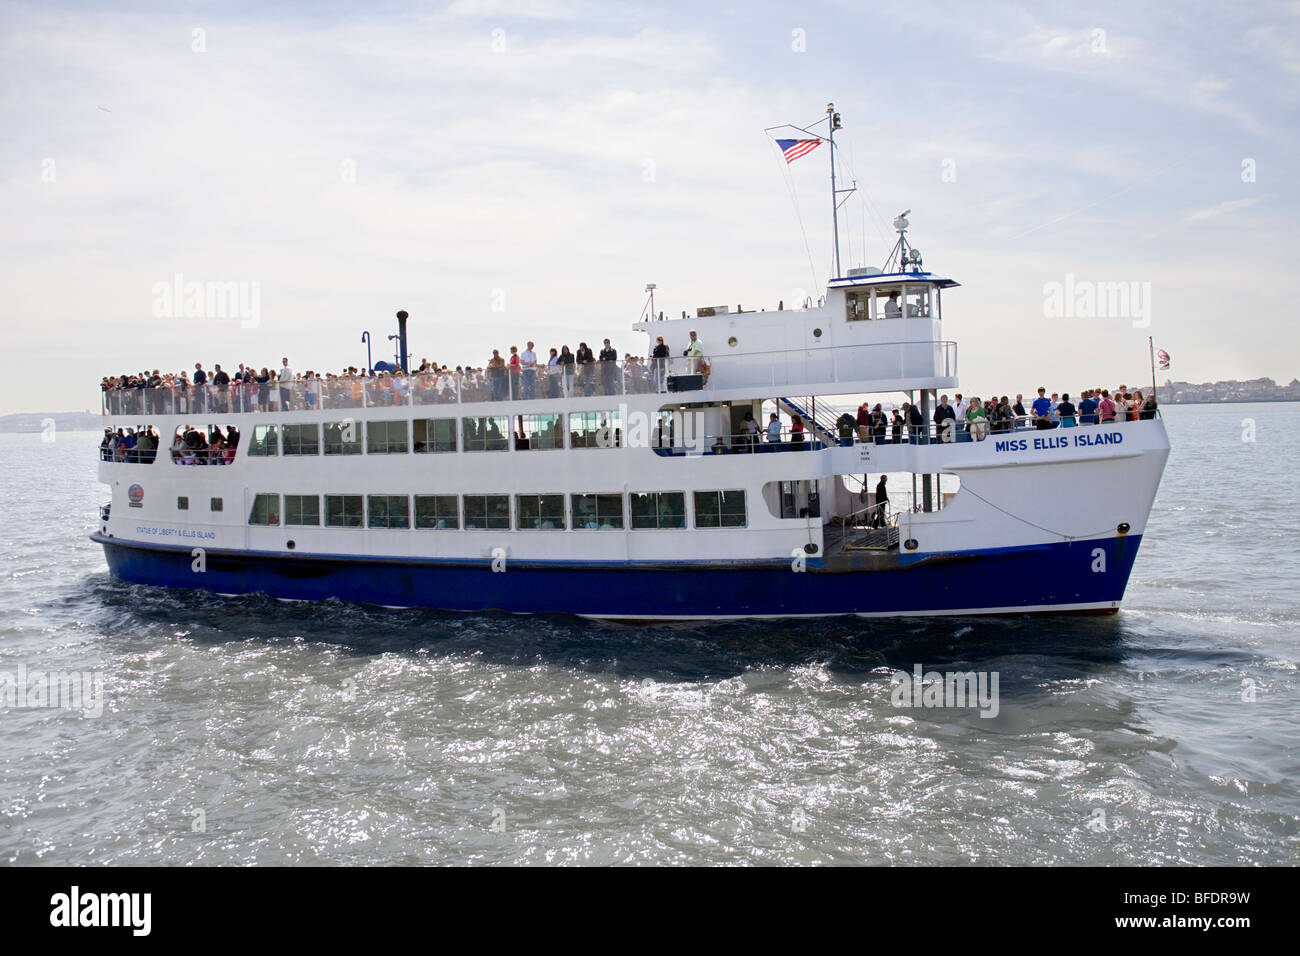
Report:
694,490,746,528
367,420,409,455
630,492,686,529
572,493,623,529
283,423,320,455
248,493,281,526
517,494,565,529
285,494,320,526
463,494,509,530
414,418,457,453
368,494,409,528
247,425,278,456
325,494,363,528
514,413,563,450
414,494,459,529
569,411,621,448
324,422,362,455
462,416,509,452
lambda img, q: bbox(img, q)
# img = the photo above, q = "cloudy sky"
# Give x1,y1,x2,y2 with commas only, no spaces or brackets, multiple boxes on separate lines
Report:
1,0,1296,413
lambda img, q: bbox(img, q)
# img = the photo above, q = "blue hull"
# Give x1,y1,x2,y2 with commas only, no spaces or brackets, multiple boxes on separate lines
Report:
92,533,1142,618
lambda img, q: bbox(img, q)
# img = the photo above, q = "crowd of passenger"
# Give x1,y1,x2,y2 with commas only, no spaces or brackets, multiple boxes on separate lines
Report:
100,336,711,415
843,385,1159,444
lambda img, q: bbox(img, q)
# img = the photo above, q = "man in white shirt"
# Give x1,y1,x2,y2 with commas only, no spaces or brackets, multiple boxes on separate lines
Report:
953,393,967,439
767,413,782,443
884,292,902,319
279,357,294,410
520,341,538,399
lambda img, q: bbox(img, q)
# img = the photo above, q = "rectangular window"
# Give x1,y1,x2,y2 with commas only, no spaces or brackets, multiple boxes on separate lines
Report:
247,424,279,456
324,421,362,455
694,490,747,528
516,494,566,530
210,497,223,512
569,410,622,448
572,493,624,529
325,494,363,528
513,413,563,450
630,491,686,529
282,423,320,455
463,494,510,530
284,494,320,526
367,494,409,529
366,420,409,455
414,494,459,529
461,416,509,452
177,496,189,511
248,492,281,526
413,418,457,453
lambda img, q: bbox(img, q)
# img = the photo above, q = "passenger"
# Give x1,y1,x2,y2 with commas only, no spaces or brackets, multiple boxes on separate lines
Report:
1057,393,1077,427
652,336,670,392
1078,390,1098,425
521,342,538,400
890,408,904,443
1032,387,1053,429
741,411,758,450
1013,394,1026,427
599,339,618,395
966,396,989,440
872,475,889,528
790,414,805,445
575,342,595,396
1098,389,1117,423
870,404,887,444
767,412,782,443
934,394,957,443
487,349,507,402
856,402,872,442
1141,392,1158,420
279,357,294,410
683,330,705,376
557,345,575,397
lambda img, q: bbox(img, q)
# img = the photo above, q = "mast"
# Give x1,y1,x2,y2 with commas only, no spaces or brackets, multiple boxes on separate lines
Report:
827,102,840,279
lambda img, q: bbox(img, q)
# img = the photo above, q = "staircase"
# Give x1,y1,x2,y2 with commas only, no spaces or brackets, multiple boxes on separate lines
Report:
778,396,849,445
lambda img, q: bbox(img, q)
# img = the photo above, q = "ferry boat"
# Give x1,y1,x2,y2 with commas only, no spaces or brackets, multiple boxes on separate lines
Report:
91,108,1170,619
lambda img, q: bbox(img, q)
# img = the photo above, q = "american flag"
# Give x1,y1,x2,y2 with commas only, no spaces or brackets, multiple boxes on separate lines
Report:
776,138,823,163
1157,349,1170,370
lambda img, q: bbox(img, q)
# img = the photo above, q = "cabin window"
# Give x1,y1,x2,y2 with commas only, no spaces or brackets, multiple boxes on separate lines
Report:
569,410,622,448
513,413,563,450
324,422,362,455
845,290,872,321
248,493,281,526
414,494,459,529
210,497,223,512
572,493,623,529
462,416,510,452
630,492,686,529
463,495,510,530
177,496,189,511
282,423,320,455
247,424,279,456
368,494,409,529
413,418,457,453
694,490,746,528
516,494,565,530
325,494,363,528
367,420,409,455
284,494,320,526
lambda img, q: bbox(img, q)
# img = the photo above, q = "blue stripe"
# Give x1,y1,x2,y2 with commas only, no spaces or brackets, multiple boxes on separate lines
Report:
94,533,1143,617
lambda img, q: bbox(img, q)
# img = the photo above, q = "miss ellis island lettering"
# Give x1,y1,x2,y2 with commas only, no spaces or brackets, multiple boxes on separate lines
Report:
994,431,1124,453
49,887,151,936
891,664,1000,718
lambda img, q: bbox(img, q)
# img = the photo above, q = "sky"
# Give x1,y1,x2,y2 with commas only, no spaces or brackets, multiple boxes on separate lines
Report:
1,0,1297,413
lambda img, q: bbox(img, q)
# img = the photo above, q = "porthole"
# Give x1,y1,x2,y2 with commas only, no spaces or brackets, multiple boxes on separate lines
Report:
803,542,818,554
813,328,822,338
727,336,738,347
904,538,918,551
1116,523,1130,535
286,540,296,550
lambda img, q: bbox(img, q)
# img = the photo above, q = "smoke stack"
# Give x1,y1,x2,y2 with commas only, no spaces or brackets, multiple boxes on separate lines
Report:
396,310,409,372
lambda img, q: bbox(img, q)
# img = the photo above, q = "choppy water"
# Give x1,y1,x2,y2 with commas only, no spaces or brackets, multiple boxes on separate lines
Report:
1,403,1296,865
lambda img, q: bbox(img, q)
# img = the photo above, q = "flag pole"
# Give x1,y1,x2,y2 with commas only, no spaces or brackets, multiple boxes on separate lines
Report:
1149,336,1157,402
827,102,840,280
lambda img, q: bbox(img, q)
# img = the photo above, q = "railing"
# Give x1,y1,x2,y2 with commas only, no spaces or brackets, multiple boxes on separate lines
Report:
650,428,826,456
100,340,959,417
99,443,161,463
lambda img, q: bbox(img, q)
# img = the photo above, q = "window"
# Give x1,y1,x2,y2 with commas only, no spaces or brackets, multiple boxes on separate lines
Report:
569,410,622,448
572,493,623,529
177,496,189,511
513,413,563,450
694,490,746,528
516,494,565,529
324,421,362,455
630,492,686,529
413,418,457,453
367,420,409,455
463,494,509,530
462,416,509,452
285,494,320,526
368,494,409,529
282,423,320,455
249,493,281,526
210,497,223,512
414,494,459,529
325,494,363,528
247,424,278,456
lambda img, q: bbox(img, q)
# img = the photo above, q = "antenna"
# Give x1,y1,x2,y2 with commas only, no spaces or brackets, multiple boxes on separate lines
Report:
826,103,856,280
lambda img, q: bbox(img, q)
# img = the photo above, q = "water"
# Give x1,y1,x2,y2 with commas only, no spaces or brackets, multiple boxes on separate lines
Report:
1,403,1296,865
